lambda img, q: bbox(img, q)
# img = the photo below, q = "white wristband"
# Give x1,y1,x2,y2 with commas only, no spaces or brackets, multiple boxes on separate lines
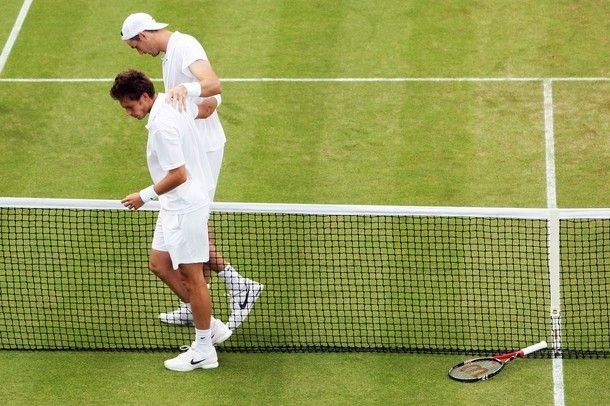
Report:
212,94,222,106
182,82,201,97
139,185,158,202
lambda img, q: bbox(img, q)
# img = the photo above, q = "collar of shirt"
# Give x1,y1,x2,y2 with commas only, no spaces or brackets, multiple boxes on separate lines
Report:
163,31,181,63
145,94,165,132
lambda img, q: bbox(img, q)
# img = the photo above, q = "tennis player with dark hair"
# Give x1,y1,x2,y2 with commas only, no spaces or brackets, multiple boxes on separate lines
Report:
120,12,263,330
110,69,226,371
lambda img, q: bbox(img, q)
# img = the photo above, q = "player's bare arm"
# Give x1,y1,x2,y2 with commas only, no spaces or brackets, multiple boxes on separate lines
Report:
121,166,187,210
166,60,222,110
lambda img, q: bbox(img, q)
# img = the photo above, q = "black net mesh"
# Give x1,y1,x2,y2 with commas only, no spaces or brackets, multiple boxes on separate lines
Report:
0,204,607,357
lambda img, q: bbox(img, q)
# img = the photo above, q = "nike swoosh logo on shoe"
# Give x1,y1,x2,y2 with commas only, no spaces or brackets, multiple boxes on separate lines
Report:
190,358,206,365
239,287,251,310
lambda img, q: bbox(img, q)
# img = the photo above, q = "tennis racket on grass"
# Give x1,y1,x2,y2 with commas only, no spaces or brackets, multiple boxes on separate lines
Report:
448,341,547,382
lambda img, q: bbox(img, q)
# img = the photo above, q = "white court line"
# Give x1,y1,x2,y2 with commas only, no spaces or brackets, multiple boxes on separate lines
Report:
0,0,34,74
553,356,565,406
543,79,565,406
544,80,558,209
0,76,609,83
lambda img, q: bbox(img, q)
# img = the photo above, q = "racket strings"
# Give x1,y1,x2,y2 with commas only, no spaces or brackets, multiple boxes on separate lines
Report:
449,358,504,381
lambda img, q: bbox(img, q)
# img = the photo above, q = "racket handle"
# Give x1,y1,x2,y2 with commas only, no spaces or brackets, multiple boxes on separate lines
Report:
521,341,548,356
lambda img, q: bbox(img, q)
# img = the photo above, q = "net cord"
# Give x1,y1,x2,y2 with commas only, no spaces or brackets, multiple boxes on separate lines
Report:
0,197,607,219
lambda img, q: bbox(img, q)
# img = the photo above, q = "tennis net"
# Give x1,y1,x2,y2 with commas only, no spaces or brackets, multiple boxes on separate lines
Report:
0,198,608,357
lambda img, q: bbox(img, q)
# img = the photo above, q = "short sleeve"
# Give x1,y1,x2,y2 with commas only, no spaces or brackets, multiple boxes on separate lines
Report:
150,126,185,171
179,35,209,74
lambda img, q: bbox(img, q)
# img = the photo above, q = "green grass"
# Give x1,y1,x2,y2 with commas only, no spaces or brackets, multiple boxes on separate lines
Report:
3,1,609,79
554,82,610,207
221,81,547,206
0,81,549,206
1,352,606,406
0,82,149,199
0,352,555,406
0,1,22,47
0,0,608,405
564,358,610,406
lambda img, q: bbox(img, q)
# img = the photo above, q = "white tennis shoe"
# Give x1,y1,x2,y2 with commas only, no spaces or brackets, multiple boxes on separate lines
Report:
164,346,218,372
210,317,233,345
227,279,264,330
159,302,193,326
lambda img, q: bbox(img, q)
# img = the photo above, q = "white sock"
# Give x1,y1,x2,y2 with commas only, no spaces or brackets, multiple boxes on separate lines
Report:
193,328,213,352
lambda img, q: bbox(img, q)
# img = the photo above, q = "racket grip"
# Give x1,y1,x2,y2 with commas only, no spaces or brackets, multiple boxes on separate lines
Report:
521,341,548,356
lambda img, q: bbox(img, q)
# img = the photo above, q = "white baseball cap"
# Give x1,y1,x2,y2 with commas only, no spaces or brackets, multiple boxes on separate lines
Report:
121,12,168,40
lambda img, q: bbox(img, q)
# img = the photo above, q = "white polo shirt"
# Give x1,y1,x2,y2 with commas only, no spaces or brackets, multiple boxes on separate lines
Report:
145,94,213,214
162,31,226,152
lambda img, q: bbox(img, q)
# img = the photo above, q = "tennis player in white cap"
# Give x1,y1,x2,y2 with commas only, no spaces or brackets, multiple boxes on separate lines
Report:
120,12,263,331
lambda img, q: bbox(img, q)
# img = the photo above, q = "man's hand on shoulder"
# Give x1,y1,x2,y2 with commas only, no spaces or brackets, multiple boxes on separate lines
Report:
166,85,190,112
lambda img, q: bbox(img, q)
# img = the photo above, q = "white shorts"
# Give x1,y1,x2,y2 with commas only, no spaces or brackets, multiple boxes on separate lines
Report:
206,148,224,201
151,206,210,270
